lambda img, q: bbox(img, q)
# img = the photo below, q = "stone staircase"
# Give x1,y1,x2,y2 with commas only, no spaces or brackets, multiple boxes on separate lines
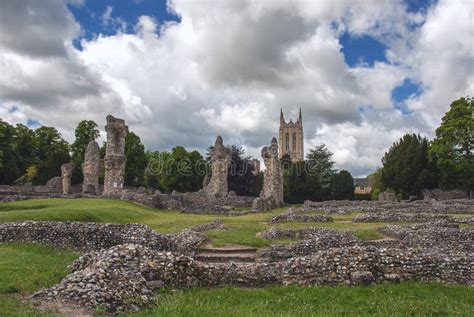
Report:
195,247,257,263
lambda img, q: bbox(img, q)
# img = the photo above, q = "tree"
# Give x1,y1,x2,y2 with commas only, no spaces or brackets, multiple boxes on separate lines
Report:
331,170,354,200
283,160,320,203
124,132,147,187
227,146,259,196
34,126,70,184
145,146,206,192
367,168,383,200
12,124,37,174
430,97,474,192
381,133,437,199
0,120,21,184
70,120,100,183
306,144,336,200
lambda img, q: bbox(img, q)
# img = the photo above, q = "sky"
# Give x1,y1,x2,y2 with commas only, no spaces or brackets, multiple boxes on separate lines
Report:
0,0,473,177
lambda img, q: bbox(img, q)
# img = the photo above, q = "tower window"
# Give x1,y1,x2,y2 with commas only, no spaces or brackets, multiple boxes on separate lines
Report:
285,133,289,151
293,133,296,151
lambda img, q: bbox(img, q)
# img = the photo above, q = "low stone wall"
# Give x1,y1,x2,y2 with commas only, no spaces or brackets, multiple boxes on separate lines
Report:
303,199,474,214
379,223,473,253
353,212,450,223
259,228,359,260
423,188,469,200
32,242,473,314
2,220,472,314
271,208,333,223
109,188,255,215
0,220,224,252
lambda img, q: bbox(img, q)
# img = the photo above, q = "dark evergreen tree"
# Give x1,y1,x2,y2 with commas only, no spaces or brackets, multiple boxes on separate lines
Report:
381,133,437,199
330,170,354,200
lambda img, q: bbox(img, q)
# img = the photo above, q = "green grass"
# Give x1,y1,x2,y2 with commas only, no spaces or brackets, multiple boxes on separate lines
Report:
134,283,474,317
1,199,473,316
0,199,288,247
0,243,77,316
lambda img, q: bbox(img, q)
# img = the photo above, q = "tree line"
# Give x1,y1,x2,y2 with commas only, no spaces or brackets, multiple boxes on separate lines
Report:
1,96,470,200
369,96,473,199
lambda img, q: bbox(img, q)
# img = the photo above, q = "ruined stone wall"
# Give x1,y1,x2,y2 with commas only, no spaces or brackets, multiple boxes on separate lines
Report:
61,163,73,194
253,138,283,211
1,220,469,314
82,141,101,195
303,199,474,214
204,136,231,200
108,187,254,215
103,115,128,196
423,188,469,200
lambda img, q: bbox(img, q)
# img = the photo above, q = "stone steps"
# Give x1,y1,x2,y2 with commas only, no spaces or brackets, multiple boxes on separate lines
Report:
195,247,257,263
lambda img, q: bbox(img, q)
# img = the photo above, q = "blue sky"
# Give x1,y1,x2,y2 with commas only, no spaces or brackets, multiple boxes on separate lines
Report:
1,0,469,177
68,0,429,117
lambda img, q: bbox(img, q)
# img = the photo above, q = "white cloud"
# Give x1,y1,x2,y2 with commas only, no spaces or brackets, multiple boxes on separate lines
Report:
0,0,472,177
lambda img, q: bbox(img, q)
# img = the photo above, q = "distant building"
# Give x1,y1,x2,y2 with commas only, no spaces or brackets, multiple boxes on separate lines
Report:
279,109,304,162
354,178,373,195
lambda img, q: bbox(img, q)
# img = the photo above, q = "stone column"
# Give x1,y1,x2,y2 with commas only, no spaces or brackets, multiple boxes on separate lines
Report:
261,137,284,206
82,141,100,195
61,163,73,194
205,136,231,200
103,115,128,196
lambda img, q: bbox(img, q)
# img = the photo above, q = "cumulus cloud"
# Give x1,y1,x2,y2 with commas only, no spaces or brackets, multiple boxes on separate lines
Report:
0,0,472,177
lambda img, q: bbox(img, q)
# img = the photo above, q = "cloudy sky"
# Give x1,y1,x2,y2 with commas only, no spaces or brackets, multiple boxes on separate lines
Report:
0,0,472,176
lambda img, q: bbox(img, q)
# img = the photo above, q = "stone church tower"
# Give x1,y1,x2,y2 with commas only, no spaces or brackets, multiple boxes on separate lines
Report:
279,109,304,162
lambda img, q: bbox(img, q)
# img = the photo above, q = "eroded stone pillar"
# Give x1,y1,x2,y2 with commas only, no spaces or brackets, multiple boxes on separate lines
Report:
205,136,231,200
261,137,284,207
82,141,100,195
61,163,73,194
103,115,128,196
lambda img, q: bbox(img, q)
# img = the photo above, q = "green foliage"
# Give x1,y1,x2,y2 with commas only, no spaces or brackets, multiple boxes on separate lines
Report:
430,97,474,191
331,170,354,200
381,133,437,199
227,146,259,196
70,120,100,183
283,161,320,203
124,132,147,187
367,168,383,200
306,144,335,198
371,188,381,201
34,126,71,184
145,147,206,192
284,144,337,203
0,120,21,183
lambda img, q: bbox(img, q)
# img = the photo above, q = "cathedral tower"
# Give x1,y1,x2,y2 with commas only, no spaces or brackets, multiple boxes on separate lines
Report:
279,108,304,162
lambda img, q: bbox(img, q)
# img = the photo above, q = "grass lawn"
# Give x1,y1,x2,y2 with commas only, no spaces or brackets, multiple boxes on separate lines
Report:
133,283,474,317
0,198,390,247
1,199,473,316
0,243,77,316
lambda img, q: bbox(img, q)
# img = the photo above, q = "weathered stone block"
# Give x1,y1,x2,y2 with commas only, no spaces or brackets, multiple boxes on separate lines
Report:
61,163,73,194
82,140,100,195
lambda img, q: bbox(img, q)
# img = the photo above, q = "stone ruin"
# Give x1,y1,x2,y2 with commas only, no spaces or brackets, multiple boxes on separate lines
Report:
60,163,73,194
0,219,471,314
253,137,284,211
204,136,232,200
103,115,128,196
82,140,101,195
